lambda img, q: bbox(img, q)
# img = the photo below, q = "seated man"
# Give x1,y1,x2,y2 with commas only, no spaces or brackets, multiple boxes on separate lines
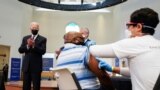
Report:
56,31,114,90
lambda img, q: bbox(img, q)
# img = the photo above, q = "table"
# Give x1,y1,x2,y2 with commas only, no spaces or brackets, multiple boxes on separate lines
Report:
111,76,132,90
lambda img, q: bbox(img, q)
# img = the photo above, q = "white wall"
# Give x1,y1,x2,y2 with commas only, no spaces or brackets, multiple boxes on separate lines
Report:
0,0,33,58
0,0,33,79
31,0,160,53
1,0,160,59
32,10,115,53
1,0,160,76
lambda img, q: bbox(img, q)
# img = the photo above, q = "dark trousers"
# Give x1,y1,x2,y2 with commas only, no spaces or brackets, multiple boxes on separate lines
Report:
23,71,41,90
0,72,5,90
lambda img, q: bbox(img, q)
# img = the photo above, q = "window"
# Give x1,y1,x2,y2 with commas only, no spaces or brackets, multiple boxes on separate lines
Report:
65,22,80,33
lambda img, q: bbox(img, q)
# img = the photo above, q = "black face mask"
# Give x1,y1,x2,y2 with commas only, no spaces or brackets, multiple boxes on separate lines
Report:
31,30,38,35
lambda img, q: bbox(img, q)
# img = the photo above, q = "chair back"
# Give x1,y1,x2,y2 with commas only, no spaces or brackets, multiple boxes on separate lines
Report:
51,68,82,90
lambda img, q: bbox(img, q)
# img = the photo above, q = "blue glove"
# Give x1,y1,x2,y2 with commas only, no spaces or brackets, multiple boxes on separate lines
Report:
96,57,112,72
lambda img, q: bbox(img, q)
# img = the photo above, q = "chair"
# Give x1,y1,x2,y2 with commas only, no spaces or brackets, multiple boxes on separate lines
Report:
50,68,82,90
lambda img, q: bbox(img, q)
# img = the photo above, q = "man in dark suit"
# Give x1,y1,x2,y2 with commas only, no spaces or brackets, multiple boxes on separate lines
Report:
18,22,47,90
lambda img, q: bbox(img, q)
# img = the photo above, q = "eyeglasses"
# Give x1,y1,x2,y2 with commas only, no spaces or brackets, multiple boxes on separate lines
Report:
126,22,145,29
126,22,138,28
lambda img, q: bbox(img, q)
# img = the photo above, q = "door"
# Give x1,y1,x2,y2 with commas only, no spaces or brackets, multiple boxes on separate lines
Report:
0,45,10,70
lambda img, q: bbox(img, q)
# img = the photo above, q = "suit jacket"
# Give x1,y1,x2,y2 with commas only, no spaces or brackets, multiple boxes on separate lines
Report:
19,35,47,73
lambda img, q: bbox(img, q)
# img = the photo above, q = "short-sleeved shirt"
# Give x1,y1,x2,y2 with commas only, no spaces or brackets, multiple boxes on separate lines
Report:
56,43,100,89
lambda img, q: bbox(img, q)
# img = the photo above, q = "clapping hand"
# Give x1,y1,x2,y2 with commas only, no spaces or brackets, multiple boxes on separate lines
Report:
27,38,35,47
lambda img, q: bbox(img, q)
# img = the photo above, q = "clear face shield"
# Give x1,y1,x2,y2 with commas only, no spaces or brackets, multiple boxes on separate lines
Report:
125,29,132,38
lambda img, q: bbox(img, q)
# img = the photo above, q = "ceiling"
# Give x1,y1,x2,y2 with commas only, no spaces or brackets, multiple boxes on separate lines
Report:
41,0,103,4
18,0,127,11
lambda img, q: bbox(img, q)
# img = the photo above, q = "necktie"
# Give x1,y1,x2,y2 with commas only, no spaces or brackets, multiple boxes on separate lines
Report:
32,35,35,40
